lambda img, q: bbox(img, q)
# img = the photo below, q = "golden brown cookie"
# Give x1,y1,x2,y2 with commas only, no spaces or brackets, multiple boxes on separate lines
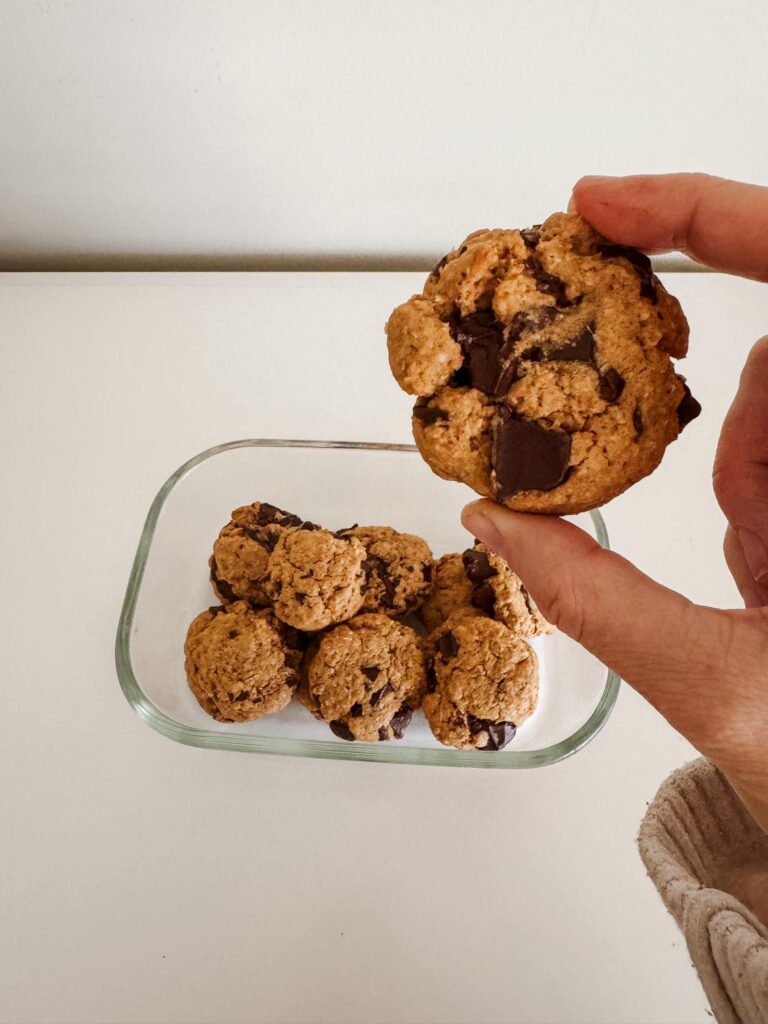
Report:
184,602,302,723
387,214,700,514
301,613,427,742
418,552,478,633
264,526,367,631
462,545,552,637
209,501,305,607
424,614,539,750
338,525,433,617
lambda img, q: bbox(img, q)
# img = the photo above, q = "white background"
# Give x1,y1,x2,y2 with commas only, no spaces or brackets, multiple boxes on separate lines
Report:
1,271,766,1024
0,0,766,267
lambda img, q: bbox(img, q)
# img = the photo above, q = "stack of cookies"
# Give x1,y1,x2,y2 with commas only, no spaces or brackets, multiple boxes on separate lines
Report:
183,500,552,751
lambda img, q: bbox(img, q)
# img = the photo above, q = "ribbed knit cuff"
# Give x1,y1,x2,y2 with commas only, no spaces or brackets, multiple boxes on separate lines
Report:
638,759,768,1023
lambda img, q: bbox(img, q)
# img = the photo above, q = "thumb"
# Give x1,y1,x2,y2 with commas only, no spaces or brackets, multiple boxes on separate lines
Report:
461,500,732,732
713,335,768,589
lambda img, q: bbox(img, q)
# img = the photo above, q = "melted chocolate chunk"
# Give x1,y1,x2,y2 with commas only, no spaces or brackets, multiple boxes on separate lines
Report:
430,254,449,278
349,703,363,717
676,380,702,429
437,631,459,661
362,665,381,683
300,521,321,532
520,226,541,248
598,367,625,403
632,406,644,436
449,310,507,395
362,555,397,607
370,682,393,706
228,629,240,639
493,408,572,499
596,243,659,303
462,548,497,583
472,582,496,615
389,704,413,739
524,256,577,307
209,558,237,603
330,720,355,742
413,402,449,426
253,503,303,529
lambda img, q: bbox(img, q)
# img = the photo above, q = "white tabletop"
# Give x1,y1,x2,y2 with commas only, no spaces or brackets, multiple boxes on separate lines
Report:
2,271,766,1024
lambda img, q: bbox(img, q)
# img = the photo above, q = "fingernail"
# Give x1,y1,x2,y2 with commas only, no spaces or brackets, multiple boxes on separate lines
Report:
461,500,504,552
737,528,768,584
738,584,768,609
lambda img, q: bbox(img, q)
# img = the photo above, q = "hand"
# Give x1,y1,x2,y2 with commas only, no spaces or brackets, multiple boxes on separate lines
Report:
462,173,768,831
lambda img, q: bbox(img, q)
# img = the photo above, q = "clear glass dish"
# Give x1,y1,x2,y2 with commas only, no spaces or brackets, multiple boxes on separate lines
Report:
116,440,619,768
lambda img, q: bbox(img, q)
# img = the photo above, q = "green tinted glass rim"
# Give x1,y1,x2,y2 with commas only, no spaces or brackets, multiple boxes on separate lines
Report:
115,439,620,768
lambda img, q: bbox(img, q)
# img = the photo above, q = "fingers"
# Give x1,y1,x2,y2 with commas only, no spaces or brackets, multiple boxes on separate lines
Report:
713,336,768,589
461,500,734,730
723,526,768,608
570,173,768,282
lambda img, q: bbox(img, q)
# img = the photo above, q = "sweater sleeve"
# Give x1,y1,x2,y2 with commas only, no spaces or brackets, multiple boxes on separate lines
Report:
638,758,768,1024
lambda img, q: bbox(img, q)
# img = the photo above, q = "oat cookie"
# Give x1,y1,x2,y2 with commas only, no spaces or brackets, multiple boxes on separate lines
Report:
462,545,552,637
184,601,302,723
338,525,433,617
264,526,367,631
209,501,305,607
424,614,539,750
387,213,700,514
419,552,478,633
301,613,427,742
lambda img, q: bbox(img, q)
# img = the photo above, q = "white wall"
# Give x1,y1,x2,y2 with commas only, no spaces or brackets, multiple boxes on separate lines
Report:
0,0,766,266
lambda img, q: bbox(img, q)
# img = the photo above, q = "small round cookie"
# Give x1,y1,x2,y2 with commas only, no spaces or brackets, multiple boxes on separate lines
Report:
264,527,367,631
301,613,427,742
419,552,478,633
462,545,552,637
184,601,302,723
387,213,700,515
338,525,433,617
210,501,305,607
424,614,539,750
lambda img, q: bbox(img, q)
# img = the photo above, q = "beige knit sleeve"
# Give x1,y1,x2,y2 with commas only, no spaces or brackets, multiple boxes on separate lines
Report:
638,759,768,1023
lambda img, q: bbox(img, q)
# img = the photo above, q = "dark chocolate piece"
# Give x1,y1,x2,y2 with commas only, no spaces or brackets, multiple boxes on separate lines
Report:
370,682,393,706
228,629,240,639
520,226,541,248
598,368,625,403
472,582,496,615
362,555,397,607
430,254,449,278
449,310,507,395
676,380,702,429
330,720,355,742
462,548,497,583
389,704,413,739
437,631,459,661
378,726,389,741
524,256,577,307
349,703,363,717
596,242,659,303
209,557,237,603
467,715,517,750
632,406,644,436
362,665,381,682
493,408,572,499
413,402,449,426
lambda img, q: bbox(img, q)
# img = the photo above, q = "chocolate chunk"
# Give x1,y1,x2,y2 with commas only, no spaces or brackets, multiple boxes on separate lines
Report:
370,682,393,706
523,257,577,307
295,592,307,604
389,704,413,739
493,407,572,499
520,226,541,248
253,502,302,528
596,243,658,304
430,254,449,278
272,580,283,595
548,323,596,362
423,563,433,583
300,521,321,532
349,703,363,718
598,367,625,403
207,605,225,617
209,558,237,603
378,726,389,741
233,691,250,702
508,307,559,340
362,555,397,607
330,720,355,742
467,715,516,750
437,631,459,661
413,402,449,426
228,629,240,639
676,380,702,429
426,671,437,694
449,310,507,395
472,581,496,615
462,548,497,583
362,665,381,683
633,406,644,436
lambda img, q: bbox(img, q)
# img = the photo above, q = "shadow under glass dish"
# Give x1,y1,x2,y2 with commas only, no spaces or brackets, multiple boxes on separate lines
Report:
116,440,619,768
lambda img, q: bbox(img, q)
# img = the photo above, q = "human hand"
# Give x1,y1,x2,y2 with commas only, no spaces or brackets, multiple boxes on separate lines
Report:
462,173,768,831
